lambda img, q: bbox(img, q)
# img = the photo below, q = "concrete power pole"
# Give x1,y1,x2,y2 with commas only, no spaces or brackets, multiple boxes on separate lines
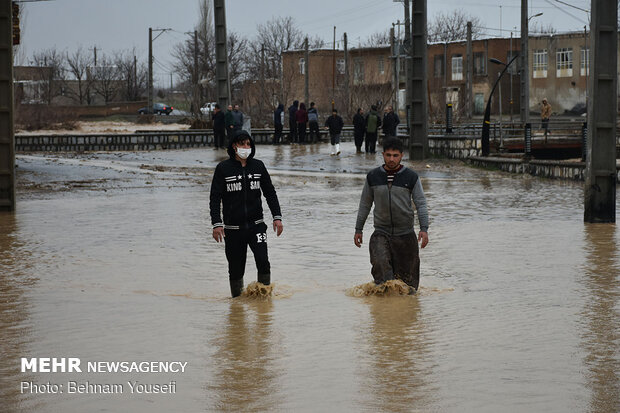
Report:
409,0,429,159
344,32,350,115
304,37,309,106
466,22,473,120
148,28,153,114
404,0,412,133
520,0,529,126
0,1,15,210
584,0,617,223
390,27,398,113
213,0,230,108
193,30,199,116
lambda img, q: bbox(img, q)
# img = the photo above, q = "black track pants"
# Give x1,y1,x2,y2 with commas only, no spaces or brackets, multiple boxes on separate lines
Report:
224,223,270,281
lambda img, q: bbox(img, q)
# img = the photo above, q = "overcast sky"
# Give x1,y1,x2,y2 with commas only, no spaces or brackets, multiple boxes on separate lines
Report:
18,0,592,87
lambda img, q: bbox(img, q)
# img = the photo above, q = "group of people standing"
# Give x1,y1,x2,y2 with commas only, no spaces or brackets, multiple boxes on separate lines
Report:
211,104,245,149
353,105,400,154
274,101,401,155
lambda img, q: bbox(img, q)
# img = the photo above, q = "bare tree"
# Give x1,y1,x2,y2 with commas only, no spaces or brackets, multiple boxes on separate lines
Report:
31,48,66,105
428,9,481,43
172,0,248,112
65,46,93,105
115,49,147,101
530,22,557,35
91,54,119,104
360,30,391,47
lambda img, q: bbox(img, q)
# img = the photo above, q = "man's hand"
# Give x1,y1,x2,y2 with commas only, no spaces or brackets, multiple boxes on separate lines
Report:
273,220,283,237
213,227,225,242
354,232,363,248
418,231,429,249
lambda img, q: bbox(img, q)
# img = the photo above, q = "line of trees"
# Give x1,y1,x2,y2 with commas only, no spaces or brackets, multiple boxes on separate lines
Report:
23,46,148,106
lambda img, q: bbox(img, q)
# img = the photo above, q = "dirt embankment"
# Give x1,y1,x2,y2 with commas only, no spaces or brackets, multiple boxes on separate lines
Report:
16,120,191,136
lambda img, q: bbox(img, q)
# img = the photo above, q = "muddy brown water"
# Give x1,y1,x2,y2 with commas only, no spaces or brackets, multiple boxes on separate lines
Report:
1,142,619,412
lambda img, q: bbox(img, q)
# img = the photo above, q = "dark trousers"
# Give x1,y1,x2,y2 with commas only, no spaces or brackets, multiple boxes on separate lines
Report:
289,121,297,142
365,132,377,153
226,126,235,144
330,133,340,145
309,121,320,142
354,133,364,152
297,122,306,143
224,223,270,282
369,230,420,290
214,129,226,148
274,124,283,144
541,118,549,137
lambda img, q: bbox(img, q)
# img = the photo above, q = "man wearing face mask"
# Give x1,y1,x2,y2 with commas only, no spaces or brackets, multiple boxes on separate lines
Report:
210,130,284,297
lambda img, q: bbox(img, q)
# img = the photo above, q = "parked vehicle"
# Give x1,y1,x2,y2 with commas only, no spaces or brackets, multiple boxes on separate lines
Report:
138,103,173,115
200,102,217,115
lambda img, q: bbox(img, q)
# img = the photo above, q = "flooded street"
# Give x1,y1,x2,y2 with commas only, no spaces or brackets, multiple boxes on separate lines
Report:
1,141,619,412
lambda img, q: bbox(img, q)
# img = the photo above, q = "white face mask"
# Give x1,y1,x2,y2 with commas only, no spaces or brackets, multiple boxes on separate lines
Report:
236,147,252,159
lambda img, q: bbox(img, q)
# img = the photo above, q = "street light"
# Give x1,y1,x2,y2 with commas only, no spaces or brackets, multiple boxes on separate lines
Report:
481,54,519,156
529,12,543,22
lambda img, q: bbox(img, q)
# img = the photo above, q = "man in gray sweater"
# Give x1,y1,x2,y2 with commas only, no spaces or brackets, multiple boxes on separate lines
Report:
354,137,429,291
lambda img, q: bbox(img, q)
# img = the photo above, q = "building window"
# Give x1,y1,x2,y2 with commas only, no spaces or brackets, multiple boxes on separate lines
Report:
377,57,385,75
433,55,444,77
473,52,486,75
580,47,589,76
451,55,463,81
533,49,548,78
506,51,518,74
299,57,305,75
336,58,345,75
353,58,364,84
556,47,573,77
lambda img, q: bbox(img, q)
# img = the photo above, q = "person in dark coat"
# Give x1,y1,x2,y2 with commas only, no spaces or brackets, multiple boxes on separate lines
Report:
364,105,382,154
324,108,344,156
225,104,234,142
273,103,284,145
307,102,320,143
295,102,308,144
353,108,366,153
288,100,298,143
212,103,226,149
382,105,400,138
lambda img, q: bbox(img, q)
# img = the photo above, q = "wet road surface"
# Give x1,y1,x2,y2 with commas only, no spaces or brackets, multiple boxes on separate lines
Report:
1,141,619,412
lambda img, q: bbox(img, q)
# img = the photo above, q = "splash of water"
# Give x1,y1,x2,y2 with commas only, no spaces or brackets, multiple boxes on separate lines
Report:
347,279,414,297
241,282,275,299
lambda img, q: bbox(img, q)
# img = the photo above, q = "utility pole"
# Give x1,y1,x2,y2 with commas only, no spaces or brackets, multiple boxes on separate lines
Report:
404,0,412,132
510,31,514,122
332,26,336,110
193,30,199,116
133,55,138,99
466,22,473,119
409,0,429,159
344,32,350,115
148,28,153,114
304,37,309,106
0,1,15,210
94,46,97,67
584,0,617,223
520,0,529,126
390,26,398,113
213,0,230,108
261,43,266,120
170,73,173,90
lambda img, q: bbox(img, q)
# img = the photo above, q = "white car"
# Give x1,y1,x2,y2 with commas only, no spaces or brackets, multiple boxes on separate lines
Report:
200,102,217,115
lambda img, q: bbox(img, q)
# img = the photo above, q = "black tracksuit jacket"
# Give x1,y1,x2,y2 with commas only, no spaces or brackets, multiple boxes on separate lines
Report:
209,138,282,230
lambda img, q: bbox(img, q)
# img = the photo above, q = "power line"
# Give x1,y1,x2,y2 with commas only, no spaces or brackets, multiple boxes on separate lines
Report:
543,0,588,24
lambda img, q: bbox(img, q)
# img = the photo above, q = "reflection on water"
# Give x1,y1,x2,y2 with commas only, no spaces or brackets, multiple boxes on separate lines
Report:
581,224,620,413
360,296,435,412
208,300,282,412
0,213,36,413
